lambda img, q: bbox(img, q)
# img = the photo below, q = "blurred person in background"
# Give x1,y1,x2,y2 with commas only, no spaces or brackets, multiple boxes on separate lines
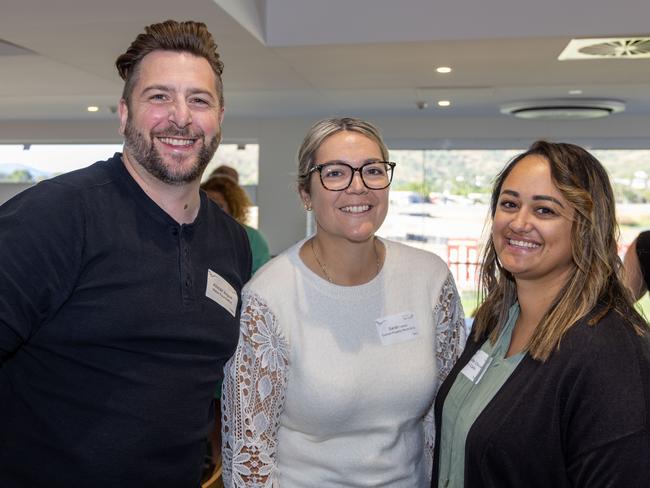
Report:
202,174,271,274
199,174,271,480
623,230,650,301
210,163,240,183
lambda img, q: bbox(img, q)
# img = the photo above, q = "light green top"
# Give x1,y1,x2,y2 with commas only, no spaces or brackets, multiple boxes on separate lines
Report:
438,304,525,488
245,225,271,275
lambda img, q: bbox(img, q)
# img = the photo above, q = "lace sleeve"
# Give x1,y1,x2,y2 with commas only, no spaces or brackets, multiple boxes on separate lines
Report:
222,293,290,488
433,273,467,385
423,272,467,480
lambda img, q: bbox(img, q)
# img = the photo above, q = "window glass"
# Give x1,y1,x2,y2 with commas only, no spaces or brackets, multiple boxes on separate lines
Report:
0,144,123,182
203,144,260,227
203,144,258,185
0,143,261,227
0,143,260,184
378,149,650,315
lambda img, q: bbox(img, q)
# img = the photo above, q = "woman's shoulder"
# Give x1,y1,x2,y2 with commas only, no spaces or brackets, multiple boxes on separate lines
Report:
546,310,650,442
383,238,449,271
558,309,650,371
243,241,302,297
382,239,457,302
568,308,645,339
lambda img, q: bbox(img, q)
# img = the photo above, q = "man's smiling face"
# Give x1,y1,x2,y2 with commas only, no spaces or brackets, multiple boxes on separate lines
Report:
119,50,224,185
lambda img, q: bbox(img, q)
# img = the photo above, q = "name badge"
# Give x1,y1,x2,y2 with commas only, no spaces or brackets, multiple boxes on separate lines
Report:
375,312,419,346
461,349,492,384
205,269,238,317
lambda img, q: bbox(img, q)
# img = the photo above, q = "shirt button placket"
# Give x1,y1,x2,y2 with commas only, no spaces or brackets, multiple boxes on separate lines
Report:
179,226,194,303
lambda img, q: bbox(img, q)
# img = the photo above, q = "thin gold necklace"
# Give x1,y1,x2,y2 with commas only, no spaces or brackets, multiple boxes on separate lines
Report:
310,238,381,284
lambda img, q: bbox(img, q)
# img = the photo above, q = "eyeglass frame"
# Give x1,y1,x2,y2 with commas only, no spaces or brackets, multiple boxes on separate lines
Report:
303,160,397,191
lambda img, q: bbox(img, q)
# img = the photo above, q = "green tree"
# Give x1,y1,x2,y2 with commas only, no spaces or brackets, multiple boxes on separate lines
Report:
7,169,33,182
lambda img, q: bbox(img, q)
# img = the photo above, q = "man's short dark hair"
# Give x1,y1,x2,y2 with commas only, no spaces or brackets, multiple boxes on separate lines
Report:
115,20,224,108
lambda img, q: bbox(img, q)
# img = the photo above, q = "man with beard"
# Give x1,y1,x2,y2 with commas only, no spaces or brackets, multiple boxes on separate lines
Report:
0,20,251,487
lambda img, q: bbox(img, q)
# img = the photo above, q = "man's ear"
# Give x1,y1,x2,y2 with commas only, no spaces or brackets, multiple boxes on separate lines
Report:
118,98,128,136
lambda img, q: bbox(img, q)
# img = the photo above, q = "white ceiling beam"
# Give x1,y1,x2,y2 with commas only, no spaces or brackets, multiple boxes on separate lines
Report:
213,0,266,44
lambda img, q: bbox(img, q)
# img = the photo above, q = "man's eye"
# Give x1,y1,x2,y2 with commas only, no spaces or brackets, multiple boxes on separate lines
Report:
150,94,167,101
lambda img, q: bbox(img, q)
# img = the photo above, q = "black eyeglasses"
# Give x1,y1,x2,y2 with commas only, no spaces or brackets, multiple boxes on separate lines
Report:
304,161,396,191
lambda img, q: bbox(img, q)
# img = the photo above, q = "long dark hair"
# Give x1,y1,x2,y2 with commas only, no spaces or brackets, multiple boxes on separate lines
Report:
472,140,648,361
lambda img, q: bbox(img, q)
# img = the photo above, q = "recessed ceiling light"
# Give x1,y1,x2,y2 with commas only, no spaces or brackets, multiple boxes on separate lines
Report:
437,100,451,107
569,89,583,95
436,66,452,74
87,106,99,112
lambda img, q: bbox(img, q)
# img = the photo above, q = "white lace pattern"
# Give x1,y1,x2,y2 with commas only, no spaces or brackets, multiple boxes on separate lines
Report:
222,293,289,488
423,272,467,478
223,273,466,486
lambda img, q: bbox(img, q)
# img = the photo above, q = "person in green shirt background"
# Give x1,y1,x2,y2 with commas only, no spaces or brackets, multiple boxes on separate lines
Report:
202,172,271,274
200,171,271,483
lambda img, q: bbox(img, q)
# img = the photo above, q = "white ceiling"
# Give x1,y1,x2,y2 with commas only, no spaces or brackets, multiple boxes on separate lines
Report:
1,0,650,125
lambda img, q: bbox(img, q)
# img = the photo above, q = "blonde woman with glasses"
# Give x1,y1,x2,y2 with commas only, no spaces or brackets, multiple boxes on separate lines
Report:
222,117,466,487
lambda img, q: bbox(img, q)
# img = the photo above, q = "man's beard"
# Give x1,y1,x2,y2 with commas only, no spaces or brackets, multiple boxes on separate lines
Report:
123,117,220,185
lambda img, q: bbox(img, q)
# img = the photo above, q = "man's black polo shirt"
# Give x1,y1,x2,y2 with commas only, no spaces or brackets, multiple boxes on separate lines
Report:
0,154,251,487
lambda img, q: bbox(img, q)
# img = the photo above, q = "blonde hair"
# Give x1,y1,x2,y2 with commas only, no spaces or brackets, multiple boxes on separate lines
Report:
472,140,648,361
297,117,389,195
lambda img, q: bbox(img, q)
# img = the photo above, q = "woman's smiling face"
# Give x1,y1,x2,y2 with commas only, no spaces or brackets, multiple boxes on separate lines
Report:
301,130,389,244
492,154,575,285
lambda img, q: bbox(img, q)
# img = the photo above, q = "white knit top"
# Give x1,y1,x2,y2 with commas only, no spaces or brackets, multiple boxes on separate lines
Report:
222,238,466,487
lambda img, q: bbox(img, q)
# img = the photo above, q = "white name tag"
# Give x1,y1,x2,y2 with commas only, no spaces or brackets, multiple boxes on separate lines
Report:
461,349,492,384
375,312,419,346
205,269,238,317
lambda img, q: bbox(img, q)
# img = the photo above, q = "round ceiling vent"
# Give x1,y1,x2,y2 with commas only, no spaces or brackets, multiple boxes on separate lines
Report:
500,99,625,120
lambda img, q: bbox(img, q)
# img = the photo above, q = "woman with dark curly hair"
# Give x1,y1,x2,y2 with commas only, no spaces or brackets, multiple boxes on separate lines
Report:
433,141,650,488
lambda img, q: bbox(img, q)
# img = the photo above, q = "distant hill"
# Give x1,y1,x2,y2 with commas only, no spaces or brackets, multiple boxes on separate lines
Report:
389,148,650,202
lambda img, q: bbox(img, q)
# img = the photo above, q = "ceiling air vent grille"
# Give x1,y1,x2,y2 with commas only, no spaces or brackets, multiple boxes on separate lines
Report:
580,39,650,57
559,37,650,60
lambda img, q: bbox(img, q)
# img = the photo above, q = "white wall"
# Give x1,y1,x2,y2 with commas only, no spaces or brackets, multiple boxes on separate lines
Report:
1,114,649,255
